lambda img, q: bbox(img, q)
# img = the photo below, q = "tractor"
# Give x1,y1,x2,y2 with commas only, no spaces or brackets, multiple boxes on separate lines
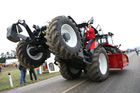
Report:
7,16,129,81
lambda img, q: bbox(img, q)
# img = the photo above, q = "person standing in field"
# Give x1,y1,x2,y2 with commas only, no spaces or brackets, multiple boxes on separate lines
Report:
19,64,26,84
35,67,40,75
0,65,2,72
29,68,37,80
135,48,139,56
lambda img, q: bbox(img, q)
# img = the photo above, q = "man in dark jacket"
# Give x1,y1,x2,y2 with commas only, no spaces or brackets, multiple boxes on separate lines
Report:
29,68,37,80
19,64,26,84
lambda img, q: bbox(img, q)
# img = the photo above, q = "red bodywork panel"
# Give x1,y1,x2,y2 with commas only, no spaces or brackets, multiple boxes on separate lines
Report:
90,41,98,49
108,53,129,70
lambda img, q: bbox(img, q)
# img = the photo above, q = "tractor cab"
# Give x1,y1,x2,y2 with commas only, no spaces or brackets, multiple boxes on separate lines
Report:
96,32,114,45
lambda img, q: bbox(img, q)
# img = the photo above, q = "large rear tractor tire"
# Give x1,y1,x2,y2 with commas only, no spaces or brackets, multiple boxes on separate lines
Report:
45,16,82,59
60,62,82,80
16,40,49,68
87,47,109,82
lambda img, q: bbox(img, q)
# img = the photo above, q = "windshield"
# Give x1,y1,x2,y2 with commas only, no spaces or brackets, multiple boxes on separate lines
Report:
108,36,114,45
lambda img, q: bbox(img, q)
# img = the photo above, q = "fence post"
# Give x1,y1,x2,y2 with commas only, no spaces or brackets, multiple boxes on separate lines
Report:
39,66,42,74
8,73,14,87
27,69,29,75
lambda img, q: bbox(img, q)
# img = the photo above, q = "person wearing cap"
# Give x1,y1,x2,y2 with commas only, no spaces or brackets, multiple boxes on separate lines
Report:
84,24,95,52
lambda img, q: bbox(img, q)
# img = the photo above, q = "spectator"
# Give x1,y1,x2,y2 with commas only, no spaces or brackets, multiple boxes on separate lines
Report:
0,65,2,72
35,67,40,75
29,68,37,80
15,64,18,68
19,64,26,84
135,48,139,56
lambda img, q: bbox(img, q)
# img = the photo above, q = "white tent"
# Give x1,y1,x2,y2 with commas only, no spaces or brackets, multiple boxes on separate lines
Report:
5,59,18,65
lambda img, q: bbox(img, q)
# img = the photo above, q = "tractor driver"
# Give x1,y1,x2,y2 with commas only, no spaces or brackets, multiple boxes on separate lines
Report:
84,24,95,52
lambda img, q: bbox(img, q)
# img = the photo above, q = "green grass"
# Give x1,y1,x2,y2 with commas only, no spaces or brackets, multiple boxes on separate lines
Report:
0,67,60,91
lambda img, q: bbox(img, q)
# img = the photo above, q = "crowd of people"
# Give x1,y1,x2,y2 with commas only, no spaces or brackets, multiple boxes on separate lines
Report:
0,64,6,72
0,62,41,85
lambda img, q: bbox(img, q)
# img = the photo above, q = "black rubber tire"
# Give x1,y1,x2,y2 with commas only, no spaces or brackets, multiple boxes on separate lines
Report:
16,40,48,68
60,62,82,80
45,16,82,59
87,47,109,82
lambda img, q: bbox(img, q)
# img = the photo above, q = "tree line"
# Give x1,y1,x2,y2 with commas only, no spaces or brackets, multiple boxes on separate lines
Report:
0,50,16,63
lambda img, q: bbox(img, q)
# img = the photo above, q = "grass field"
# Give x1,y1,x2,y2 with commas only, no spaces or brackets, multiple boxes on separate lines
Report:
0,66,60,91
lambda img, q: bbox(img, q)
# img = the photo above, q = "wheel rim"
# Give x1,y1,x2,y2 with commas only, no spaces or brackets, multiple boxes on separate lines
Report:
26,45,43,60
61,24,77,47
99,53,107,75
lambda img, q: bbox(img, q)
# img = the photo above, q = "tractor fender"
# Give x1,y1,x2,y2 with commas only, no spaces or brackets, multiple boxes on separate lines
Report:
68,16,78,26
90,43,107,54
102,44,117,48
102,44,122,53
90,40,98,49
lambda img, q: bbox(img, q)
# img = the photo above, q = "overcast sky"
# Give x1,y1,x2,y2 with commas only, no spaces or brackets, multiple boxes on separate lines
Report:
0,0,140,53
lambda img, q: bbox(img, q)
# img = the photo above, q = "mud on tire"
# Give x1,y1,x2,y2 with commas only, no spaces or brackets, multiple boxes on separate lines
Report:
87,47,109,82
45,16,82,59
16,40,48,68
60,62,82,80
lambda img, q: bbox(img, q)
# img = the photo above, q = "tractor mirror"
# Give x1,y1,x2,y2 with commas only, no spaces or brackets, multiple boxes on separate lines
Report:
108,32,114,36
117,44,121,48
119,44,121,47
99,27,102,31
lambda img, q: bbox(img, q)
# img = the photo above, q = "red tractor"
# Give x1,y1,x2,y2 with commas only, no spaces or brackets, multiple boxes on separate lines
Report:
7,16,129,81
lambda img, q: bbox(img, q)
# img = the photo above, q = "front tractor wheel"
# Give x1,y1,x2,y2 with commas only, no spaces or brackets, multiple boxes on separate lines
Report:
60,62,82,80
16,40,49,68
87,47,109,82
45,16,82,59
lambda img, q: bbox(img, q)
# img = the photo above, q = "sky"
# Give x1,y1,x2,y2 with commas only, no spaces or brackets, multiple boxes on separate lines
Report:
0,0,140,53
